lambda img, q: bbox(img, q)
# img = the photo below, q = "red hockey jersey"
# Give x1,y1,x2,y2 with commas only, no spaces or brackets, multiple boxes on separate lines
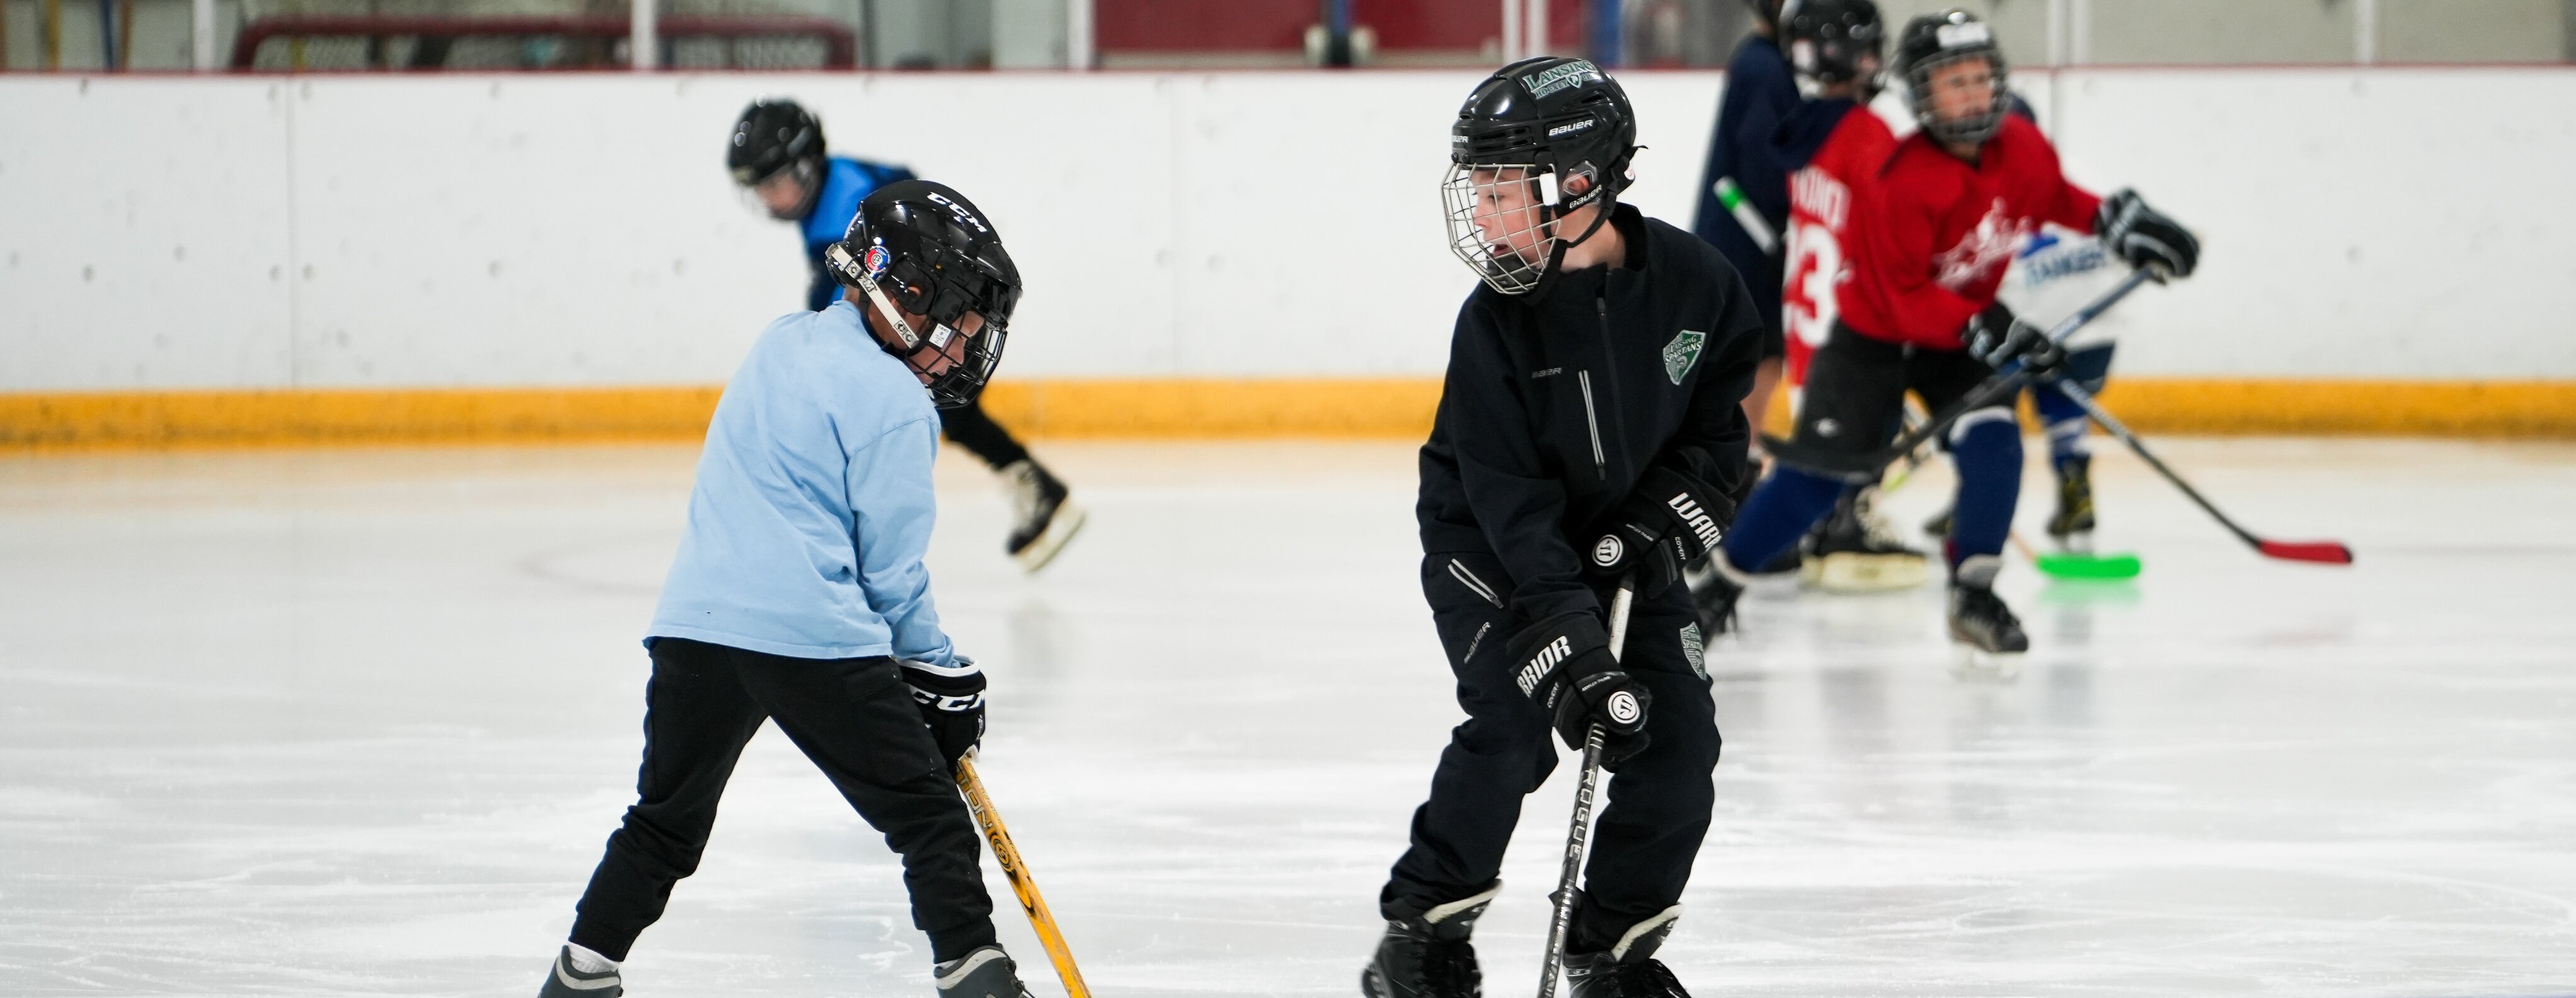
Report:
1780,102,1897,385
1839,114,2100,351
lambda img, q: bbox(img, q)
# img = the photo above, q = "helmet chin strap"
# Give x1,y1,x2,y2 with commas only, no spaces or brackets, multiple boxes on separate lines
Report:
1525,196,1617,298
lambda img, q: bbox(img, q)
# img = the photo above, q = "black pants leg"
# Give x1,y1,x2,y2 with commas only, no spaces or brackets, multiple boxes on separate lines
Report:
1573,596,1720,950
568,639,996,963
1382,554,1723,943
938,397,1032,471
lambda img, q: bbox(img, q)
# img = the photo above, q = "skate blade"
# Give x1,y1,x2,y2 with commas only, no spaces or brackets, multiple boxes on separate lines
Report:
1949,643,2025,681
1010,499,1087,574
1807,552,1931,593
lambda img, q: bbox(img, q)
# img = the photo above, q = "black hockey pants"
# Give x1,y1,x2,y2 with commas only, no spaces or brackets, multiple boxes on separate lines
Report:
568,638,996,963
1383,552,1722,953
938,397,1032,471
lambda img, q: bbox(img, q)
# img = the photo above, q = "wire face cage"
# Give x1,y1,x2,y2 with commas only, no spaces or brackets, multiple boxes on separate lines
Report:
1442,163,1564,296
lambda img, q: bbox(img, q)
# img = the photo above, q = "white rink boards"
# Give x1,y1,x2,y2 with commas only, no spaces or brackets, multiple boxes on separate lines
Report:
4,438,2575,995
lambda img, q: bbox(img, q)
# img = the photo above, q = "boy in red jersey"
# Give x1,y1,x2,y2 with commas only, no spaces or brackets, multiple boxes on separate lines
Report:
1694,8,2199,658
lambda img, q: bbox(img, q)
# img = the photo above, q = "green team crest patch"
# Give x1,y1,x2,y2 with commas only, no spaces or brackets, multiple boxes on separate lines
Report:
1663,329,1708,385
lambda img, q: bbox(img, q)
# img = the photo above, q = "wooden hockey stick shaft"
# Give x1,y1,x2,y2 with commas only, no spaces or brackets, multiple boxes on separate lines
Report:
1538,579,1636,998
955,756,1092,998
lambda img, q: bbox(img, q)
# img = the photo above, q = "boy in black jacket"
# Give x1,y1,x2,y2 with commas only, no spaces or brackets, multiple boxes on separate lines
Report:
1363,57,1763,998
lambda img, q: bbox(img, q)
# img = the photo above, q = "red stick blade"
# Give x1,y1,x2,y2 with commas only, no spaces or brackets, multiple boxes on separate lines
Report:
2258,540,2355,565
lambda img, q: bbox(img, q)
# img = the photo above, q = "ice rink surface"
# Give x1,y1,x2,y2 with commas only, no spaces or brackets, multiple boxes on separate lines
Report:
4,437,2575,997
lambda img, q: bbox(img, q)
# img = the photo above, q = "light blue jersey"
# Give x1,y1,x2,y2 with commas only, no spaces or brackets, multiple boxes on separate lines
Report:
647,299,955,664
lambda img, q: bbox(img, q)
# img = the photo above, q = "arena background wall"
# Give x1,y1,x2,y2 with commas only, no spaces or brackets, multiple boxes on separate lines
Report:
4,68,2573,448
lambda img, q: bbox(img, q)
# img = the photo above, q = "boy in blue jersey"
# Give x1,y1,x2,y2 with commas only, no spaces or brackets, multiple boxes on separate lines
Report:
536,181,1040,998
730,98,1085,574
1692,0,1797,436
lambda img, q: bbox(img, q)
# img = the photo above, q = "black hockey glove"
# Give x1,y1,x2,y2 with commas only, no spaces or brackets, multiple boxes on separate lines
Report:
1509,612,1652,769
1585,466,1736,598
2095,189,2199,279
901,658,986,770
1965,301,2066,378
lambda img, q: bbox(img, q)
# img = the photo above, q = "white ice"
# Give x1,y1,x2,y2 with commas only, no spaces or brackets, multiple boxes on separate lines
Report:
4,438,2575,996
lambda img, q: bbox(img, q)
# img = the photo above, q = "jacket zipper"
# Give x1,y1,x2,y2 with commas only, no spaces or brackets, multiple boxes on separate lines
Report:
1577,370,1607,482
1593,294,1622,483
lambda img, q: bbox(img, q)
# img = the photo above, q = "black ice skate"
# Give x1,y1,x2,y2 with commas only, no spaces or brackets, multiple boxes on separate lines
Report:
2046,456,2096,550
1799,485,1930,593
1923,504,1953,540
1563,905,1691,998
1360,883,1497,998
1682,555,1745,637
1001,459,1086,574
1947,555,2030,668
935,945,1036,998
537,945,621,997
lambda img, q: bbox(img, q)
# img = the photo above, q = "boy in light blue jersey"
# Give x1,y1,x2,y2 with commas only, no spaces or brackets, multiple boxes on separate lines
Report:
536,180,1040,998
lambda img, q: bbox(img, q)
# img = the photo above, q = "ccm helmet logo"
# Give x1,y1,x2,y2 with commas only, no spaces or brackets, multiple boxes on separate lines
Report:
1606,690,1642,726
1591,535,1624,567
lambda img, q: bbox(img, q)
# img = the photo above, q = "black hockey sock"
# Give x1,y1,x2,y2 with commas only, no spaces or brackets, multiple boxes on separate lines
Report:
938,398,1033,470
926,919,1002,965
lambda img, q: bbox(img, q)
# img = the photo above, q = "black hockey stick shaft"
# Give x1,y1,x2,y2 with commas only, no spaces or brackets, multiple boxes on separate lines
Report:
2052,380,2354,565
1764,268,2160,483
1538,579,1636,998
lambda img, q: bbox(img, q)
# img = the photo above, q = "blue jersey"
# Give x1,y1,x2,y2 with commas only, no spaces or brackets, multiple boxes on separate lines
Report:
648,299,955,663
801,156,919,311
1692,33,1799,336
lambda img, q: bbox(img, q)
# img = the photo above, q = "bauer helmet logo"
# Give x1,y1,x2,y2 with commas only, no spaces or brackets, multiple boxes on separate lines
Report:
1522,60,1604,100
1592,535,1624,567
1606,690,1642,726
1548,118,1597,140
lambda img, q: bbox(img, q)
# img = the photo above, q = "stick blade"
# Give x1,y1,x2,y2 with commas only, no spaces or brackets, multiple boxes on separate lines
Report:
2257,540,2355,565
2034,550,2142,579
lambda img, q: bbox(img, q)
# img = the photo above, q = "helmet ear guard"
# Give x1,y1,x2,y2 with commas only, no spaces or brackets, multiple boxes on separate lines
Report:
824,181,1023,408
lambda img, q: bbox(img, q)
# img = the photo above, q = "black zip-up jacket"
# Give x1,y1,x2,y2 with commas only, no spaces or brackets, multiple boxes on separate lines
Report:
1418,204,1765,625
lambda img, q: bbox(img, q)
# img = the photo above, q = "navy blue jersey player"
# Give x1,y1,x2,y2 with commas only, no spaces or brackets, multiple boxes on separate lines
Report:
1692,0,1800,438
729,98,1086,573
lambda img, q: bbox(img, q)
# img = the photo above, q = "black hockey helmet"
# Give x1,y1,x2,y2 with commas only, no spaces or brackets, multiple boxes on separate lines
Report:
1894,9,2010,147
824,180,1023,409
1442,57,1639,295
729,98,827,219
1781,0,1884,88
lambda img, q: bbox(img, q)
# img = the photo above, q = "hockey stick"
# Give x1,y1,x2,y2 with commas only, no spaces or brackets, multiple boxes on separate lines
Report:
955,755,1093,998
2049,380,2354,565
1538,578,1636,998
1762,268,2161,484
